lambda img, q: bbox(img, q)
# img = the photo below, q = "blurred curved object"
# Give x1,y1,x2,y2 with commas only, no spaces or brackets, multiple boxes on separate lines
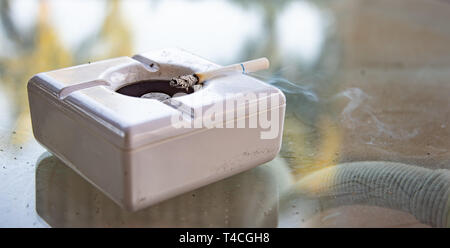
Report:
280,161,450,227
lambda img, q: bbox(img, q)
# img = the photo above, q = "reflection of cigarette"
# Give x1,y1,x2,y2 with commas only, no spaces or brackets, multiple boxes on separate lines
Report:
169,57,270,90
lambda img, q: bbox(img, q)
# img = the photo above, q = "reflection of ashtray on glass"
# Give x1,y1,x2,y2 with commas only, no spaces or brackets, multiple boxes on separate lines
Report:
35,152,279,227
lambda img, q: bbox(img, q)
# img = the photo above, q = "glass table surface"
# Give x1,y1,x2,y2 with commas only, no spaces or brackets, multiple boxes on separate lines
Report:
1,0,450,227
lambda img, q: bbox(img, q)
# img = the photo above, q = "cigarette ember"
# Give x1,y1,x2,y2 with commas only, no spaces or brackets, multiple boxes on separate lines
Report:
169,74,199,91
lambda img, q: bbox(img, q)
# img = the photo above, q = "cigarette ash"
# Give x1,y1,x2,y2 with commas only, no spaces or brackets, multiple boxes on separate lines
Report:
116,79,194,101
169,74,199,91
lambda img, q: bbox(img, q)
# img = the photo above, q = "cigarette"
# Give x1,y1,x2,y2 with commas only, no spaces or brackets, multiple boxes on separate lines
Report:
169,57,270,90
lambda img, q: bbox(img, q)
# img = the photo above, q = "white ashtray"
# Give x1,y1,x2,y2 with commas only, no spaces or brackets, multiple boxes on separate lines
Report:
28,48,286,211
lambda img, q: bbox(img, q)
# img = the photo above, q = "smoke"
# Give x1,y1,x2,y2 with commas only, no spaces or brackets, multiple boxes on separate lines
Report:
331,87,420,142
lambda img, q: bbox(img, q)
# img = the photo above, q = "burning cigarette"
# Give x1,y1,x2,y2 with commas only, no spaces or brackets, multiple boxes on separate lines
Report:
169,57,270,90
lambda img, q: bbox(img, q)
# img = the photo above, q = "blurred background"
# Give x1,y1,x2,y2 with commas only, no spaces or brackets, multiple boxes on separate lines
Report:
1,0,450,227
